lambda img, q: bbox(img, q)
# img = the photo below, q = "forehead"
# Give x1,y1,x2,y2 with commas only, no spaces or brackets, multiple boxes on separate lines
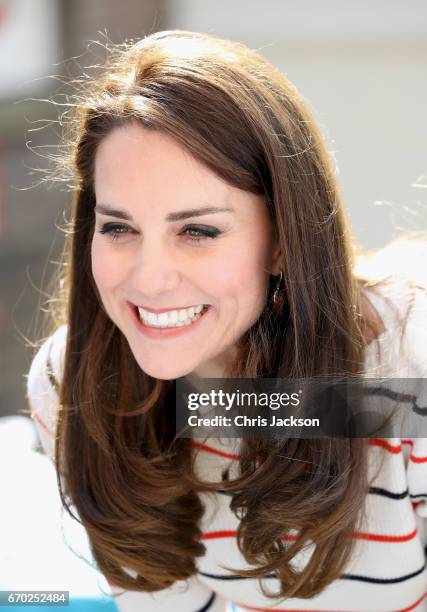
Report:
95,123,193,172
94,123,232,205
94,123,269,226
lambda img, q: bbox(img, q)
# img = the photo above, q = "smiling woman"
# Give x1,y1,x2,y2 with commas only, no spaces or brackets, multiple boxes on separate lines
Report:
92,125,280,380
26,30,427,612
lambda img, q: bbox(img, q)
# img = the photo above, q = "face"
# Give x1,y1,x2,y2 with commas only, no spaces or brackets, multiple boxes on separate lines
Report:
91,123,280,380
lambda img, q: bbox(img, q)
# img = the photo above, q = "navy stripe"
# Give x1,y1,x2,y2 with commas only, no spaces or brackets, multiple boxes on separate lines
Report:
369,486,408,499
220,489,425,504
195,591,216,612
342,560,426,584
199,571,276,581
219,486,412,500
219,486,424,501
199,561,426,585
413,404,427,416
363,386,416,403
46,354,60,393
215,489,235,497
362,386,427,415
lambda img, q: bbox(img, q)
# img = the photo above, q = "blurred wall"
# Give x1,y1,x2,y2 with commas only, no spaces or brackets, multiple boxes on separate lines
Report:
0,0,166,416
166,0,427,247
1,0,426,416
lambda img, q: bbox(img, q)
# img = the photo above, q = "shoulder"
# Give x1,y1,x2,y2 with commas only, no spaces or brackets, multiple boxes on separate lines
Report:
362,278,427,377
26,325,67,436
363,277,427,325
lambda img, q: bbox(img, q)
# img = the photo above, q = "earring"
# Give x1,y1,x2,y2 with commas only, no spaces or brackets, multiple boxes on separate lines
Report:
273,270,284,304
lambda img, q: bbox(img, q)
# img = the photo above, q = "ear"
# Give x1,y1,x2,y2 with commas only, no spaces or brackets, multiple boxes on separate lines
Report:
270,238,282,276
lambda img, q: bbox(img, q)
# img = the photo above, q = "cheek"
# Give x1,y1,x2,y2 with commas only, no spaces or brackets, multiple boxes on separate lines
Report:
91,239,120,293
211,246,269,306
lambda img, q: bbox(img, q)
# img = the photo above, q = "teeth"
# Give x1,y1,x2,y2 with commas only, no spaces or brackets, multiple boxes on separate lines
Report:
158,312,169,326
167,311,179,325
178,309,188,322
137,305,207,328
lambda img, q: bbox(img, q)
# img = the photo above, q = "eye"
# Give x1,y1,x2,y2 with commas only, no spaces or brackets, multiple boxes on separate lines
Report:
96,223,134,242
96,222,222,244
181,225,222,244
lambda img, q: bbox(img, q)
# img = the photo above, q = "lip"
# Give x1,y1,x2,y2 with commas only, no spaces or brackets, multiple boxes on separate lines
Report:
128,302,212,339
128,302,207,314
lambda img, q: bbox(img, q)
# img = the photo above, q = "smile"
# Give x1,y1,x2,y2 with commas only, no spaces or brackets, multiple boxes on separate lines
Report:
137,304,207,328
128,302,211,339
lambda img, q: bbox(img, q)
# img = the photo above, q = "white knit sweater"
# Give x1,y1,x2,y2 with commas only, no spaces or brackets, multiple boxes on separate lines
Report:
27,279,427,612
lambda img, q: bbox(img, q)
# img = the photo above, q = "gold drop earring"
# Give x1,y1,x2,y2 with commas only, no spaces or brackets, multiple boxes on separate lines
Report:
273,270,284,304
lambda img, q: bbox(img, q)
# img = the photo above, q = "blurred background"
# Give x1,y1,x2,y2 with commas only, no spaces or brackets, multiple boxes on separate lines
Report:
0,0,426,607
2,0,427,416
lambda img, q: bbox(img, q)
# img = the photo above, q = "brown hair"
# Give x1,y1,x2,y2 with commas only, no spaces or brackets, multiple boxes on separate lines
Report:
44,30,399,599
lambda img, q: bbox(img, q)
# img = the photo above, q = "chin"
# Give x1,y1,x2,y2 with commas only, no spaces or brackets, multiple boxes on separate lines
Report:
136,359,193,381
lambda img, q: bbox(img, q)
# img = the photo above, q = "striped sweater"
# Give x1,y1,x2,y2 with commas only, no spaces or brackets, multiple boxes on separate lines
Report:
26,279,427,612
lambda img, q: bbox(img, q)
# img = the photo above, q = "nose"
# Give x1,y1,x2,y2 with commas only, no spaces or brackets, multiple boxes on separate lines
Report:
129,236,181,297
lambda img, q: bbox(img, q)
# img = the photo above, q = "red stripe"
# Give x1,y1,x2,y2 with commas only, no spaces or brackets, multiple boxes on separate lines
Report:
0,8,7,29
401,439,427,462
368,438,402,453
202,530,237,540
202,531,298,542
234,589,427,611
195,438,410,459
202,530,298,542
410,454,427,463
191,440,240,460
237,604,324,612
370,438,427,463
31,410,52,435
399,589,427,612
202,528,417,543
352,528,417,543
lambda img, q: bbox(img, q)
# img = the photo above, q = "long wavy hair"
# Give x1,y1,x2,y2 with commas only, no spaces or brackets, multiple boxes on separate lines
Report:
45,30,398,599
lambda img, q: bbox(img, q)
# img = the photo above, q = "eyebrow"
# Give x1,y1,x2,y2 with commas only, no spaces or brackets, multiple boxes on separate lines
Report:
94,204,234,222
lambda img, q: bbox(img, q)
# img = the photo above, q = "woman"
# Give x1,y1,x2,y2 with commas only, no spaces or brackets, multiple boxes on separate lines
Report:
27,30,427,611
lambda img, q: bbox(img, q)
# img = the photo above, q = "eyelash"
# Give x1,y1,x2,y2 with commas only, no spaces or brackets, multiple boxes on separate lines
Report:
96,223,222,244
